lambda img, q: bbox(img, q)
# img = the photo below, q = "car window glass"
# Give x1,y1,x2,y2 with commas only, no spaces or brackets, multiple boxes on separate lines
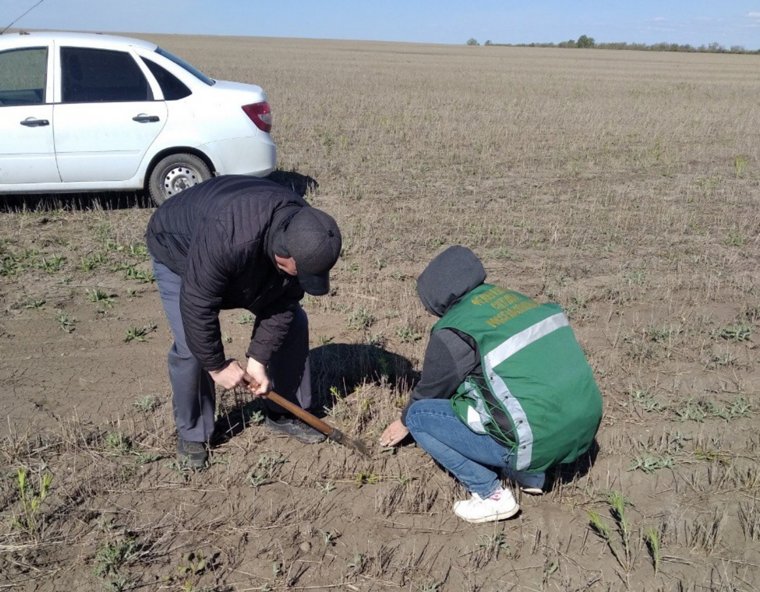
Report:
155,47,215,86
61,47,153,103
142,57,191,100
0,47,47,106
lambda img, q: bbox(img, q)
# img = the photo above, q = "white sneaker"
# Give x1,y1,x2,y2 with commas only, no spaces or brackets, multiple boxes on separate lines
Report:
513,471,545,495
453,488,519,523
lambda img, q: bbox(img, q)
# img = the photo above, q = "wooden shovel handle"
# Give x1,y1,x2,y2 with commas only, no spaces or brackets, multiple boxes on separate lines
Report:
242,372,361,451
243,372,333,434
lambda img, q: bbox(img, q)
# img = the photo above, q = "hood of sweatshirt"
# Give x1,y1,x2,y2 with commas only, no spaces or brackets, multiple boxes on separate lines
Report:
416,245,486,318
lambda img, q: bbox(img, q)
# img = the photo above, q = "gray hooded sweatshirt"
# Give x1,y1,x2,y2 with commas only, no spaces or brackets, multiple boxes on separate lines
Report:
401,246,487,424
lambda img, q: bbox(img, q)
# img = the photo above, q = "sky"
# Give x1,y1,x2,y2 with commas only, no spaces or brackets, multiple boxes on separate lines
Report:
2,0,760,50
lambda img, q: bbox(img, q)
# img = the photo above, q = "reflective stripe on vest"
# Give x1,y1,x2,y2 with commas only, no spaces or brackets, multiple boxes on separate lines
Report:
483,312,570,470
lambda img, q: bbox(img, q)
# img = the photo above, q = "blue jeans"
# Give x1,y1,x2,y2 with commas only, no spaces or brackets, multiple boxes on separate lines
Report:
152,260,312,442
405,399,513,498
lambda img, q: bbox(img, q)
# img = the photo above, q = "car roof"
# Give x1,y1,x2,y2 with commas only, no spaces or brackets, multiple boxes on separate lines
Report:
0,30,158,51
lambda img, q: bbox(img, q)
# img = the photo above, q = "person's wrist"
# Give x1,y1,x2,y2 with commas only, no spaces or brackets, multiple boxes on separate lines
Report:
210,358,235,374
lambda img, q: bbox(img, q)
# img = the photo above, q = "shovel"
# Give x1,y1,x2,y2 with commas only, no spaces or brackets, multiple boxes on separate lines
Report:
243,374,370,456
264,391,370,456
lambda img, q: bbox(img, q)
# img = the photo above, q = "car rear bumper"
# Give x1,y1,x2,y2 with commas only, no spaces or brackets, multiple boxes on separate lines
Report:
202,135,277,177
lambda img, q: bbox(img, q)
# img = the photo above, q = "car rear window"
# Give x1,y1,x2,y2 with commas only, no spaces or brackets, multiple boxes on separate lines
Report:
61,47,153,103
142,57,191,100
155,47,215,86
0,47,47,106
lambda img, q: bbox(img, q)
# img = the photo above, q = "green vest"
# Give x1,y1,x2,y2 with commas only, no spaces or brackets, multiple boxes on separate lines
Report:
435,284,602,473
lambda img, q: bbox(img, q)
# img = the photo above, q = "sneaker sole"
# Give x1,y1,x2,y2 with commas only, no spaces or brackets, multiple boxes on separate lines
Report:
520,487,544,495
454,503,520,524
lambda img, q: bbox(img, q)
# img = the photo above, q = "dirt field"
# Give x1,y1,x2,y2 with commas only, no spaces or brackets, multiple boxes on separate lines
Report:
1,36,759,591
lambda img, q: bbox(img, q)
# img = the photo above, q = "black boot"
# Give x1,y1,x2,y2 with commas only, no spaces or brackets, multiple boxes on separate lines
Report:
264,413,326,444
177,438,208,469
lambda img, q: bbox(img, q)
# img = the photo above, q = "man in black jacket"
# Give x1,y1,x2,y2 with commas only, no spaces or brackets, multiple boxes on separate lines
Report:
146,175,342,468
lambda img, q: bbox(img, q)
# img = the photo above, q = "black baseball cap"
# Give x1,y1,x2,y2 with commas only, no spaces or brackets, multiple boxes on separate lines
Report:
283,207,342,295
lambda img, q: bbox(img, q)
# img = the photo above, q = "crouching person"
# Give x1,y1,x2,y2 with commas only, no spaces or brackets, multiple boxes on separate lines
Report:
380,246,602,523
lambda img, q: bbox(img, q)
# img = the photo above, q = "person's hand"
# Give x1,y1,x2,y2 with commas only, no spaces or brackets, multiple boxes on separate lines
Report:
245,357,270,396
209,360,246,389
379,419,409,447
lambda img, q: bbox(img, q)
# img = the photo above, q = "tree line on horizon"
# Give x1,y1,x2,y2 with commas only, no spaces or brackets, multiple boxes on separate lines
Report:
466,35,759,55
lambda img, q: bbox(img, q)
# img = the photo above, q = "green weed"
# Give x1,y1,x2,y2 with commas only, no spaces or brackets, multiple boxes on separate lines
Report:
247,410,265,425
724,229,746,247
693,447,732,464
248,453,287,487
37,254,66,273
318,480,336,494
728,397,751,418
86,288,115,307
717,323,752,342
56,310,76,333
93,536,138,578
354,471,381,487
22,298,46,309
734,154,749,177
628,388,664,413
13,468,53,538
237,312,254,324
645,324,679,343
133,395,159,412
587,491,635,573
608,491,632,568
124,324,157,343
0,252,20,276
478,531,509,555
128,243,149,259
673,399,709,422
629,454,673,473
348,307,375,330
396,324,423,343
120,264,154,283
105,431,131,455
674,397,751,422
100,575,132,592
644,527,661,574
79,252,107,272
177,551,211,577
134,452,161,465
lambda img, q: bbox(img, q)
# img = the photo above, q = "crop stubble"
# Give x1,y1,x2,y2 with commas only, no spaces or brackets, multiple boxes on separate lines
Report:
0,35,758,591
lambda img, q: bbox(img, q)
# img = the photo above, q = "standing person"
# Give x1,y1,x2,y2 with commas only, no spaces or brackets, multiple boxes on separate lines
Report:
380,246,602,523
146,175,342,469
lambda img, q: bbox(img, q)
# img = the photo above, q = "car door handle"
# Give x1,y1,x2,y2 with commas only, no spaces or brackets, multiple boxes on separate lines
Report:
20,117,50,127
132,114,160,123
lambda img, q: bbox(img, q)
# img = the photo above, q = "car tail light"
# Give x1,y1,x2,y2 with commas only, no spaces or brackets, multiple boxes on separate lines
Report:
242,101,272,133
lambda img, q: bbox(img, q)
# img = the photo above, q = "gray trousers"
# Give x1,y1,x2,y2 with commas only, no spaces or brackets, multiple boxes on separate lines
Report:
152,260,312,443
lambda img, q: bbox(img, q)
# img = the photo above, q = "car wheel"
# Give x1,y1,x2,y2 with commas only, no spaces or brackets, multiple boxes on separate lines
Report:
148,153,211,205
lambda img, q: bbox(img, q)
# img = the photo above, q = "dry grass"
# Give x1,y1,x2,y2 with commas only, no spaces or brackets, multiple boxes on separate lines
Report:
0,36,758,590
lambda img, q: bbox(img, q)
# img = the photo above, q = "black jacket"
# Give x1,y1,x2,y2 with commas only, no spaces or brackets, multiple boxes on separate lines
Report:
145,175,307,371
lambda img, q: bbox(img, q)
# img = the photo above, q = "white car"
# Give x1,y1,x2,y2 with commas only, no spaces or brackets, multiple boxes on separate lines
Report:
0,31,276,204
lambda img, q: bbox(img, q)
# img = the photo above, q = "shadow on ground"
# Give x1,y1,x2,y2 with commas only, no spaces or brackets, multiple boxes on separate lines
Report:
0,170,318,213
213,343,417,445
0,191,152,212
